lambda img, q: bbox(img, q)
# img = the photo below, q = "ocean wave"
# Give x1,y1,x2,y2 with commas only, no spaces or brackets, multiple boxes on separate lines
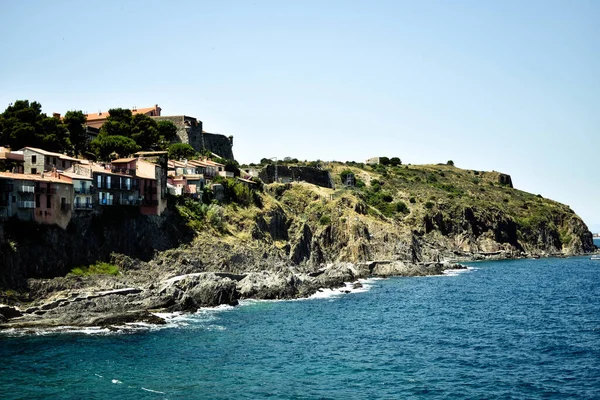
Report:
443,266,476,276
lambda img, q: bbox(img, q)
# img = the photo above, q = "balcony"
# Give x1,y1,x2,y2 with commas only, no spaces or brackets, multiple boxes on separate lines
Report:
17,200,35,209
18,185,35,193
74,203,93,210
118,199,140,206
111,167,136,176
74,187,91,195
99,198,114,206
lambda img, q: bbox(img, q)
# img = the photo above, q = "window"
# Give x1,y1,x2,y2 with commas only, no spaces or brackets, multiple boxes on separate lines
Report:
31,168,37,174
53,157,57,165
31,155,37,163
46,195,51,209
106,176,111,189
97,175,101,188
62,160,66,168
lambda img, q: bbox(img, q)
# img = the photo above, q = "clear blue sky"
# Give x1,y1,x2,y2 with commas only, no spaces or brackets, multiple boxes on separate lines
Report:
1,0,598,231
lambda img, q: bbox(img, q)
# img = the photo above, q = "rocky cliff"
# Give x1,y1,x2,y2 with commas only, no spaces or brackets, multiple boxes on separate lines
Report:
0,162,595,329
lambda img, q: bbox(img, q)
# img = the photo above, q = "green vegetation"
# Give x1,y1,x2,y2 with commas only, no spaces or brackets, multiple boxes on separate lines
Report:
0,101,179,159
319,214,332,225
168,143,197,160
70,262,119,276
0,100,72,154
92,108,178,160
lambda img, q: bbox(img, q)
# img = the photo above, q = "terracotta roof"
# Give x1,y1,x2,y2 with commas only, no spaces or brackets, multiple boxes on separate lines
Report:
85,106,159,122
111,157,136,163
0,171,73,184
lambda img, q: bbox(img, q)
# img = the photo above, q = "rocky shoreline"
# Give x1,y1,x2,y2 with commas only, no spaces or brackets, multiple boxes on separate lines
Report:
0,257,470,332
5,247,592,332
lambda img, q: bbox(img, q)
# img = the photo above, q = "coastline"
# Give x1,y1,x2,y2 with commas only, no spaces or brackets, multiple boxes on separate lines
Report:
0,249,588,334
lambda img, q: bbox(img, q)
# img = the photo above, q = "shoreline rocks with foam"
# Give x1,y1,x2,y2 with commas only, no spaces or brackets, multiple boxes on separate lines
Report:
0,260,467,331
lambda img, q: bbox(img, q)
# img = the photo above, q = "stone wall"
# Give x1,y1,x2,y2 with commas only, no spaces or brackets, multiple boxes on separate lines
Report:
153,115,235,160
259,165,332,188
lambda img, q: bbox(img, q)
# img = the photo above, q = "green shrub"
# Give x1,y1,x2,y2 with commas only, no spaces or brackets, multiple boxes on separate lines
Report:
319,215,332,225
70,262,119,276
447,160,454,166
207,204,225,230
409,197,416,204
425,201,435,209
395,201,409,214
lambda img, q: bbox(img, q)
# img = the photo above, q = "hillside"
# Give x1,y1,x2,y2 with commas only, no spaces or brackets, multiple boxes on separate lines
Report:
163,161,593,274
0,161,595,329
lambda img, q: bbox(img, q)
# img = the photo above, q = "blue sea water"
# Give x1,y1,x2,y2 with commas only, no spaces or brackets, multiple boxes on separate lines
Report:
2,255,600,399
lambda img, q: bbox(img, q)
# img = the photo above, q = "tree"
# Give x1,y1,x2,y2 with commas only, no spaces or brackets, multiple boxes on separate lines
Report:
168,143,197,160
0,100,72,153
157,120,178,149
379,156,390,166
390,157,402,166
131,114,159,150
99,108,133,138
447,160,455,166
90,135,140,161
63,110,87,156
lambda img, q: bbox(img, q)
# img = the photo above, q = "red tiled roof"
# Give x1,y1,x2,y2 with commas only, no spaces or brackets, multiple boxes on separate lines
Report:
85,106,159,122
111,157,136,163
0,171,73,184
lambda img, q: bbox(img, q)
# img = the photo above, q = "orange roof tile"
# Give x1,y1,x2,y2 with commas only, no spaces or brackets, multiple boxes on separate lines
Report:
0,171,73,184
85,106,160,121
111,157,137,163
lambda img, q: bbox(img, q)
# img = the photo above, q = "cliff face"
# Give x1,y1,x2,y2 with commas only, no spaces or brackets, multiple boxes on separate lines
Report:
0,163,594,290
0,207,194,288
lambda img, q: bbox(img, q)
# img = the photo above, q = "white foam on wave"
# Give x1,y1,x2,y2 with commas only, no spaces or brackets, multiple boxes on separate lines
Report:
111,379,122,384
141,387,166,394
443,266,476,276
308,277,379,300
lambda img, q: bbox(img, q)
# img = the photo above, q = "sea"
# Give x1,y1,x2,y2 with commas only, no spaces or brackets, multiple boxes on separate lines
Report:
1,244,600,399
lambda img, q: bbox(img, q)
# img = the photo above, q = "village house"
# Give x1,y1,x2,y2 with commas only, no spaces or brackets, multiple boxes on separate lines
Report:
21,147,80,174
111,152,168,215
167,160,205,199
90,164,140,207
0,172,73,229
59,172,94,210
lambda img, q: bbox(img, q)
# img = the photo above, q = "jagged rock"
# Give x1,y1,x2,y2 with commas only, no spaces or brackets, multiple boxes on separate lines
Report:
237,271,299,299
88,311,166,327
0,305,23,319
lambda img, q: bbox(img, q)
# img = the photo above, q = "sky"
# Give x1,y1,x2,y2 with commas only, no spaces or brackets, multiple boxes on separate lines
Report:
1,0,598,231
